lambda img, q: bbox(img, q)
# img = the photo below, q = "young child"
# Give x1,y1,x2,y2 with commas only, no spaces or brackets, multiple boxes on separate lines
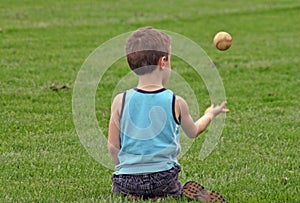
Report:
108,26,229,202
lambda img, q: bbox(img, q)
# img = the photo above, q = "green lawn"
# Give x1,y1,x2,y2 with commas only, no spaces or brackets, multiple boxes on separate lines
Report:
1,0,299,202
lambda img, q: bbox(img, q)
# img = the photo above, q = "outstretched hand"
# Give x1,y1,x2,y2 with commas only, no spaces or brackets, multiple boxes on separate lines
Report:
204,101,229,119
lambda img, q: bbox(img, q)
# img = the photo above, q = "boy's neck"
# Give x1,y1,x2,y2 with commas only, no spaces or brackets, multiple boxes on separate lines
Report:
137,72,164,91
136,84,164,91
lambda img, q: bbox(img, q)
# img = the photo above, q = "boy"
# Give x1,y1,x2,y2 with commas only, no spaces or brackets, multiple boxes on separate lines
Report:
108,26,229,201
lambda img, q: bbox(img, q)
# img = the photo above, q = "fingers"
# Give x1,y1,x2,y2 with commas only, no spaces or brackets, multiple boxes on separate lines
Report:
219,101,227,108
220,101,229,113
224,108,230,112
222,108,230,113
213,101,229,114
205,101,229,117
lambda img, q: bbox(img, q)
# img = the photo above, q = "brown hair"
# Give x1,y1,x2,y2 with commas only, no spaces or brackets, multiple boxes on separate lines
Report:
125,27,171,75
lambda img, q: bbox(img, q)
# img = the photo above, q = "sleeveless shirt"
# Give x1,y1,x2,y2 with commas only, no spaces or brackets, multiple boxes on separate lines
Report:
115,88,181,175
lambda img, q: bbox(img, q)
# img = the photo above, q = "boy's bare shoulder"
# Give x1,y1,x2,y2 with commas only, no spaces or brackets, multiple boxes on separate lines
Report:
112,93,124,106
111,93,125,116
113,92,124,101
175,95,189,114
175,95,187,106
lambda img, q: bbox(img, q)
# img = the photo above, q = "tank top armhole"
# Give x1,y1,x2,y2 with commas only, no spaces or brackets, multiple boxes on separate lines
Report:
172,94,181,125
119,91,127,120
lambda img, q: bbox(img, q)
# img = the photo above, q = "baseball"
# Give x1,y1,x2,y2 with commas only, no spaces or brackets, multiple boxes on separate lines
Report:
213,31,232,51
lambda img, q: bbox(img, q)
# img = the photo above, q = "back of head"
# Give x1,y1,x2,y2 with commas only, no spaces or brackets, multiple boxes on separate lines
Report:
126,27,171,75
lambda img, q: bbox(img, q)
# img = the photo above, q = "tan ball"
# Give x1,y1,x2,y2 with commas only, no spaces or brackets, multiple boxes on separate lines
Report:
213,31,232,51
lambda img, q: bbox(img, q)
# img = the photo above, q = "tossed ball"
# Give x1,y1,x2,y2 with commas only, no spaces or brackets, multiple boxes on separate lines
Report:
213,31,232,51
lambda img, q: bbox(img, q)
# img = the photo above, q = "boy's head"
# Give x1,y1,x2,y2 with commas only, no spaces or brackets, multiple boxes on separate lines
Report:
125,27,171,75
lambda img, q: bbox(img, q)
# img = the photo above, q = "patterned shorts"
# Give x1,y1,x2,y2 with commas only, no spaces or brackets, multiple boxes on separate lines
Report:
111,165,182,199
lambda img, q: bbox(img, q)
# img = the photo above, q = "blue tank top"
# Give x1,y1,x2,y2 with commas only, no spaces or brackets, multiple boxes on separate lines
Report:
115,88,181,175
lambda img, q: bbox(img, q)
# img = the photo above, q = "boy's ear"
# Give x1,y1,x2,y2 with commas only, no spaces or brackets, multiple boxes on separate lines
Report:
158,56,167,68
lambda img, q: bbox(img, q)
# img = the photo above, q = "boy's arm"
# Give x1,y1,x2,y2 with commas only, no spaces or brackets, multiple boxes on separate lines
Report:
176,96,229,138
108,93,123,165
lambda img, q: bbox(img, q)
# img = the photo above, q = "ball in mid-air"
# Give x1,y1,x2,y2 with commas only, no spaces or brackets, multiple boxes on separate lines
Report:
213,31,232,51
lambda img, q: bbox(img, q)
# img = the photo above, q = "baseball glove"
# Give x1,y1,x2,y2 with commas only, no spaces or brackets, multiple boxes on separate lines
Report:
182,181,226,202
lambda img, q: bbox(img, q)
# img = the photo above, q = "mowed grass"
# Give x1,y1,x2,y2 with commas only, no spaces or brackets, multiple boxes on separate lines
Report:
1,0,299,202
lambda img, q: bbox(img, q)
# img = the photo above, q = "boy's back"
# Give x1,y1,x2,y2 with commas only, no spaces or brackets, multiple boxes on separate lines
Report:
116,88,180,175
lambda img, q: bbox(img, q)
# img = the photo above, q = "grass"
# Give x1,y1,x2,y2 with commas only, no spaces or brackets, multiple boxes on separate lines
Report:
1,0,299,202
